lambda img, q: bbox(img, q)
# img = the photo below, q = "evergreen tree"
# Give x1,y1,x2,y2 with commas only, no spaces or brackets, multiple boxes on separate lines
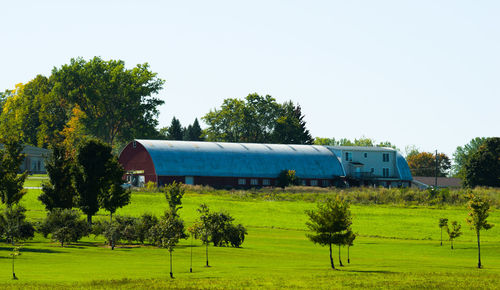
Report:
0,140,28,207
166,117,184,140
272,102,313,144
184,118,204,141
39,144,76,211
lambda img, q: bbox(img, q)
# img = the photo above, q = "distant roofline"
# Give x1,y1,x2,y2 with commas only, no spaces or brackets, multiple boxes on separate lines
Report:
326,145,396,152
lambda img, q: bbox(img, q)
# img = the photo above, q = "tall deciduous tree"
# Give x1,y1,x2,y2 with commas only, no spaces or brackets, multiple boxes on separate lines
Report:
406,151,451,177
39,144,76,211
305,197,352,269
0,141,27,207
163,181,185,216
452,137,486,178
50,57,165,147
466,194,494,268
462,137,500,188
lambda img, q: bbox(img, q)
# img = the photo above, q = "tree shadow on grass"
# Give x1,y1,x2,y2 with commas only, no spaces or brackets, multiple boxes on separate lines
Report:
343,270,396,274
0,247,64,254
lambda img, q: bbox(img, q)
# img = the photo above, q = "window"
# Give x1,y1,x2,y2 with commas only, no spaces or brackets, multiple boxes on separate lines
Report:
310,180,318,186
364,153,368,158
383,168,390,177
133,141,137,148
185,176,194,185
322,180,330,187
371,168,375,173
238,178,246,185
250,179,258,186
345,152,352,161
383,153,389,162
301,179,306,186
262,179,270,186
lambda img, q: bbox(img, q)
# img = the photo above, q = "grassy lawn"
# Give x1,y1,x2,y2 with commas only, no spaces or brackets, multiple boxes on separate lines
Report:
0,183,498,288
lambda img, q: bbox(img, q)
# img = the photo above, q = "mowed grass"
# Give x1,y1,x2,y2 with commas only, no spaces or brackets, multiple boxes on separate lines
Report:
0,180,498,288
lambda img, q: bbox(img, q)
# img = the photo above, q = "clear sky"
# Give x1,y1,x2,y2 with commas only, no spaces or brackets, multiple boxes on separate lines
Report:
1,1,498,158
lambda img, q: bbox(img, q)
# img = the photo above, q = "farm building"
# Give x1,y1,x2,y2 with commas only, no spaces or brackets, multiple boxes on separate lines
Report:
118,140,412,188
0,144,50,174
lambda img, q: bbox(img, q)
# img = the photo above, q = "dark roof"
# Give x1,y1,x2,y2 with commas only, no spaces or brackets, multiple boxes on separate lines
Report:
413,176,462,188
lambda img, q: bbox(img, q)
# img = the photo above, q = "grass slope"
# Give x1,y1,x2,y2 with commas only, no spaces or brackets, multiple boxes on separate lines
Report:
0,180,498,288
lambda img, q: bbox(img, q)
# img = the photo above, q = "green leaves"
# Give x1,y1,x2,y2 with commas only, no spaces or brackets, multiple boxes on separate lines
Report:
0,140,27,207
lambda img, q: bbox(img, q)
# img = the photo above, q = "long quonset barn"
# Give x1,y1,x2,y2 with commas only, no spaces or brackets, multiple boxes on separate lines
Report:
118,139,412,188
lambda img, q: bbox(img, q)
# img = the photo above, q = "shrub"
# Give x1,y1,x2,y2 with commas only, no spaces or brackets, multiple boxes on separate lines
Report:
277,170,299,188
38,209,89,247
0,206,35,244
225,223,247,248
135,214,158,244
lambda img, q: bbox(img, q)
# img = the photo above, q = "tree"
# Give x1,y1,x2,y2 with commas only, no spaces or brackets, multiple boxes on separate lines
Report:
50,57,165,147
466,194,494,268
277,170,299,188
446,221,462,250
345,230,356,264
0,206,35,245
184,118,204,141
10,245,21,280
74,139,115,225
39,144,76,211
406,151,451,177
166,117,184,141
38,209,89,247
149,212,188,278
163,181,185,216
438,218,448,246
193,204,212,267
305,197,352,269
452,137,487,177
135,214,158,244
99,157,131,222
0,140,28,207
462,137,500,188
272,102,314,144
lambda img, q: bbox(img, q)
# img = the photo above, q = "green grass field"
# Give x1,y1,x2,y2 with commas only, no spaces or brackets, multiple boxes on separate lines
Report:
0,178,498,288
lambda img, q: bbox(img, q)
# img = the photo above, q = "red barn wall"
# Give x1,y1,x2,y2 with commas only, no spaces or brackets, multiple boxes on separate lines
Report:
118,141,157,183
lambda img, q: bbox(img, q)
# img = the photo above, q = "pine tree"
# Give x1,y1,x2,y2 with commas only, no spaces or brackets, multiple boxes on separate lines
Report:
166,117,184,140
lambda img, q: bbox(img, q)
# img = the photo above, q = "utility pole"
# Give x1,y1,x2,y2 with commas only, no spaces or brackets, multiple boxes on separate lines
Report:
435,150,438,188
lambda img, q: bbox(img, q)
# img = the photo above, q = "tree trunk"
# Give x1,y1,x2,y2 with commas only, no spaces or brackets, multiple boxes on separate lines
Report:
329,243,335,269
190,236,193,273
477,231,481,269
338,245,343,266
169,250,174,278
450,239,453,250
12,254,15,280
440,228,443,246
347,246,350,264
87,214,92,226
110,212,113,223
205,243,210,267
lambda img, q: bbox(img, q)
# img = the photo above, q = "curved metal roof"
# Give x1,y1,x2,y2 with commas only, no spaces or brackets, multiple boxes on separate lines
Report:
135,140,344,179
396,152,413,181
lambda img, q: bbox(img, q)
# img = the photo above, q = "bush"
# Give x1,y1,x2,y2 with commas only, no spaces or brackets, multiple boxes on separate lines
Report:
277,170,300,188
0,206,35,244
38,209,89,247
135,214,158,244
101,216,139,249
225,223,247,248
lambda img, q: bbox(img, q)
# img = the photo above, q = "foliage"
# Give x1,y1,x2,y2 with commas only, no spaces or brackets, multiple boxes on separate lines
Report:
74,139,117,224
184,118,204,141
38,209,89,247
406,151,451,177
163,181,185,216
462,137,500,188
202,94,313,144
452,137,486,178
50,57,165,147
277,170,299,188
0,140,28,207
39,144,75,211
99,156,131,220
165,117,184,140
314,137,398,150
466,193,494,268
0,206,35,244
305,197,352,269
10,245,21,280
446,221,462,249
438,218,448,246
135,214,159,244
145,181,157,191
101,216,138,249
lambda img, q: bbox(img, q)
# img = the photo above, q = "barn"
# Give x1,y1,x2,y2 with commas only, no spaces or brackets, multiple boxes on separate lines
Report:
118,139,345,188
118,139,413,188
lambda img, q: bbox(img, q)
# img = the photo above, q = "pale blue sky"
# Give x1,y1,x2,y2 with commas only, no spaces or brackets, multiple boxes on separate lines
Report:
1,1,499,158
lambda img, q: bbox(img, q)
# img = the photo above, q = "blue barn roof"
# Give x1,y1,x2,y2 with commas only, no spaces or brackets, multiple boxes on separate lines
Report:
396,152,413,181
135,140,344,179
